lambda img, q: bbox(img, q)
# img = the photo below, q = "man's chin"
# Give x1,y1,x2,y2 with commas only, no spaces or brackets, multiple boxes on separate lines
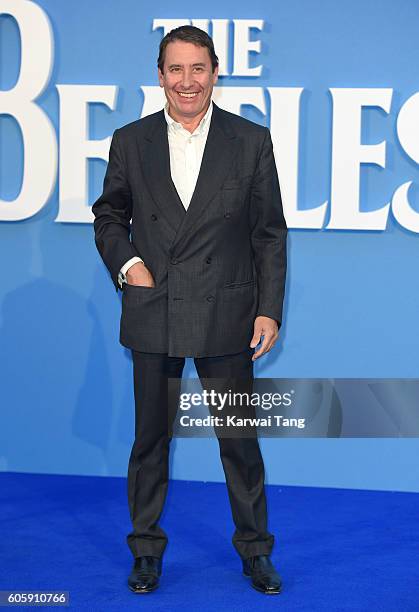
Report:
172,105,206,118
177,99,202,112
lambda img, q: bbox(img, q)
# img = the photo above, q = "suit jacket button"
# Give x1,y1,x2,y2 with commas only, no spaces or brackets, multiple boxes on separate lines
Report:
224,212,231,219
206,295,215,302
206,257,212,264
171,258,178,265
151,214,157,221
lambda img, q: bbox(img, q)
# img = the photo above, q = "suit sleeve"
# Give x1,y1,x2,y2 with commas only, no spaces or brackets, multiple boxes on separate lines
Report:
92,129,139,291
249,127,287,327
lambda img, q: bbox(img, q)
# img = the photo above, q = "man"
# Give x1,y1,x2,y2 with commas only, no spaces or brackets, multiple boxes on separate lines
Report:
92,25,287,595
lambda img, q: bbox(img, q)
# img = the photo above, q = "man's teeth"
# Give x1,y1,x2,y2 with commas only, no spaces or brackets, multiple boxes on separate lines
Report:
178,92,198,98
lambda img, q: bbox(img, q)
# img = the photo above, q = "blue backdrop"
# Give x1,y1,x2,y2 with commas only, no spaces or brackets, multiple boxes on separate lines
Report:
1,0,418,491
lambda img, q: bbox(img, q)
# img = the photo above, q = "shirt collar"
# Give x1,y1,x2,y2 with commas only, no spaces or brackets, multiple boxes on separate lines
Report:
164,100,213,136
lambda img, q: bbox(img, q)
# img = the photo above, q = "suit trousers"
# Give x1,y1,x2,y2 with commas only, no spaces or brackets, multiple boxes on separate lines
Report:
126,347,274,560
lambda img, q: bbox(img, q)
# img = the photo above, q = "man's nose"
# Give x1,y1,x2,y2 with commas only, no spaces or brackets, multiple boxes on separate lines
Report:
180,69,193,88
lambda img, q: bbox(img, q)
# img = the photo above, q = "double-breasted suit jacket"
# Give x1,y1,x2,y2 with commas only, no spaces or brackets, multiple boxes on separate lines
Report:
92,102,287,357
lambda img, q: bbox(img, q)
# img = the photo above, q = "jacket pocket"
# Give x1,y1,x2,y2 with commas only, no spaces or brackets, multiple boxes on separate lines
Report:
122,283,156,307
223,279,255,289
123,282,155,291
221,175,252,212
222,174,253,190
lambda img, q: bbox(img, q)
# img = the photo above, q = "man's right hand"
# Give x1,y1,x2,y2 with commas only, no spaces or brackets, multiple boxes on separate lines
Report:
125,262,155,287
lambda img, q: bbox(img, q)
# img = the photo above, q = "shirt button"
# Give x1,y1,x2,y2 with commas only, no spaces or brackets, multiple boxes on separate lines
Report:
151,214,157,221
206,257,212,264
224,212,231,219
206,295,215,302
171,258,178,265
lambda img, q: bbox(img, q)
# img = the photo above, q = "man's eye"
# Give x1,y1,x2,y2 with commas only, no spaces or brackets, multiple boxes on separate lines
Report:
193,67,203,72
170,67,181,72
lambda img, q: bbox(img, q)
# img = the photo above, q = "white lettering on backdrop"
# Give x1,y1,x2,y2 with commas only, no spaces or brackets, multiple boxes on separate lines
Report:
0,0,56,221
0,3,418,232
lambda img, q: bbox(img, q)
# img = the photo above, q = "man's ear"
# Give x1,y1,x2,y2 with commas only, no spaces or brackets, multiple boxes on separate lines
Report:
212,65,219,85
158,67,164,87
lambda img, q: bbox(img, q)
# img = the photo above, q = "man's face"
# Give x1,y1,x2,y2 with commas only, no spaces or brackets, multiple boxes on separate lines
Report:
158,40,218,121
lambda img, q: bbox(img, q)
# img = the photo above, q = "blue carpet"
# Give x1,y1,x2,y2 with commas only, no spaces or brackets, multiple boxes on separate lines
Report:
1,472,418,611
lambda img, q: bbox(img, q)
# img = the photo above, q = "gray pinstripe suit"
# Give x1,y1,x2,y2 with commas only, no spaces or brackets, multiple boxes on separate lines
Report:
92,102,287,358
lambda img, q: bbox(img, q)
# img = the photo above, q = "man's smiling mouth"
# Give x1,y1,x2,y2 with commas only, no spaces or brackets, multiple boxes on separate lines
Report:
177,92,199,98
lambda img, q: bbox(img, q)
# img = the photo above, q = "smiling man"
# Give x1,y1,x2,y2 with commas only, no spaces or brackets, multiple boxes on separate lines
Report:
92,25,287,595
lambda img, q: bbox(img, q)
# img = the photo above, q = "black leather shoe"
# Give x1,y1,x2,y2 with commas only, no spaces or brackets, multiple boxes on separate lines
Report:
128,556,162,593
242,555,282,594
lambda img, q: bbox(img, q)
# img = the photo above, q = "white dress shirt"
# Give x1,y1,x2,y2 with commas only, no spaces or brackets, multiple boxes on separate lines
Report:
119,101,213,285
165,99,213,210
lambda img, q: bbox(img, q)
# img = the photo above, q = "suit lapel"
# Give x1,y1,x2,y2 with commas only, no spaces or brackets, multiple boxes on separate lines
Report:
138,111,186,235
137,103,237,250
